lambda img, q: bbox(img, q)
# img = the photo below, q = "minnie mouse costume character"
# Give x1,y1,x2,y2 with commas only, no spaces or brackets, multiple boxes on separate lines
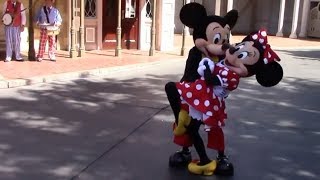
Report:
165,1,238,170
166,28,283,176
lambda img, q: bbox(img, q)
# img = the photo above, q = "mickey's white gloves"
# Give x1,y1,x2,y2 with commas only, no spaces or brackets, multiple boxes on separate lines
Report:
197,57,215,77
213,86,230,98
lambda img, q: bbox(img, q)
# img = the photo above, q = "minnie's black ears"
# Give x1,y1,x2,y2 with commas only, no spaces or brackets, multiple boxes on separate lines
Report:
224,9,239,29
242,34,252,42
180,2,207,28
256,61,283,87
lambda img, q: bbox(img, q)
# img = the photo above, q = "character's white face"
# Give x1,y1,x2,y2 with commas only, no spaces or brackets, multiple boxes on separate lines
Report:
206,22,230,45
201,22,231,56
224,41,260,77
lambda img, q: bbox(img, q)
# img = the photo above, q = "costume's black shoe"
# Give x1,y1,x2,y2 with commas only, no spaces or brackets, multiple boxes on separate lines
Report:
16,58,24,62
169,150,192,167
214,155,234,176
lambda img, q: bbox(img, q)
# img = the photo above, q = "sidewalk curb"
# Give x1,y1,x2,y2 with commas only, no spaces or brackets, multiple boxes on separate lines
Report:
0,58,185,89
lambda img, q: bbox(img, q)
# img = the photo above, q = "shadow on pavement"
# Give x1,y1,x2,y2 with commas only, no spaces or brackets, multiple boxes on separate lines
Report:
277,50,320,61
0,73,319,180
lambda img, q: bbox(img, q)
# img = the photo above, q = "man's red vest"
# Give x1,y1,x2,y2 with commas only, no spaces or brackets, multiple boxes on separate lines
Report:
5,0,22,27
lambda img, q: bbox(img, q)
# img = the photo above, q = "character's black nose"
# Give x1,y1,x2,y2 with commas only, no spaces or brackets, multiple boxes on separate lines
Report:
229,47,239,55
221,43,231,51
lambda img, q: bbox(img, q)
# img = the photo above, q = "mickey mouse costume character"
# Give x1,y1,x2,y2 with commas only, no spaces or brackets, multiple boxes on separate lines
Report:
166,28,283,176
165,1,238,171
179,3,239,83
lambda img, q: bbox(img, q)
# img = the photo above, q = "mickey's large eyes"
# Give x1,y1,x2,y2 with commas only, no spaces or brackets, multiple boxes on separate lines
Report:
213,33,221,44
238,52,249,59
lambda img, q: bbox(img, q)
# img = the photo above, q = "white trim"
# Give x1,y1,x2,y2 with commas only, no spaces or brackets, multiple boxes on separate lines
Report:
124,40,136,42
85,27,96,42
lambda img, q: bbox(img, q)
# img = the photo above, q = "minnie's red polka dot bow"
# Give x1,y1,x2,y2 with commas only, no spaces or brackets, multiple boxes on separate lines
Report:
251,28,281,64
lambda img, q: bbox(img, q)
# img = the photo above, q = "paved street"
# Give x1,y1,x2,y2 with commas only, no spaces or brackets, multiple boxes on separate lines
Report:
0,49,319,180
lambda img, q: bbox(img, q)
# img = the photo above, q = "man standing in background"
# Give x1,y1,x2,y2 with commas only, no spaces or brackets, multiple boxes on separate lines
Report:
35,0,62,62
2,0,26,62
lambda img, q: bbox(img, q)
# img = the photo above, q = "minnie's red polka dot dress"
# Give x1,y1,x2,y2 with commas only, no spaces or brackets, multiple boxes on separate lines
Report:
176,62,240,127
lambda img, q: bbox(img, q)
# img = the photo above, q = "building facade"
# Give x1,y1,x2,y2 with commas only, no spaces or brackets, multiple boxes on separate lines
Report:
79,0,176,51
175,0,320,39
0,0,319,55
0,0,176,53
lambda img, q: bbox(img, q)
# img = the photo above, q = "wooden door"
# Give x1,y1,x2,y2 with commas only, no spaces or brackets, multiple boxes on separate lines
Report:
103,0,139,49
160,0,175,51
139,0,153,50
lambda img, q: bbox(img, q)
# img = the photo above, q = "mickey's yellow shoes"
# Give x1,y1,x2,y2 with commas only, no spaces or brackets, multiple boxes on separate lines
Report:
188,160,217,176
173,110,191,136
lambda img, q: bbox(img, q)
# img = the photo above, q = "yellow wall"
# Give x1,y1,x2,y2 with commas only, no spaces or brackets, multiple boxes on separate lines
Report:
54,0,69,50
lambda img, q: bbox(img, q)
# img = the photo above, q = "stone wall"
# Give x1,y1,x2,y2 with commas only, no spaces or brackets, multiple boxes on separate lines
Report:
233,0,289,35
231,0,300,36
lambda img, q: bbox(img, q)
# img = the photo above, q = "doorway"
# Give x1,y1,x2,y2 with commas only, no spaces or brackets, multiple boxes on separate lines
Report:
103,0,139,49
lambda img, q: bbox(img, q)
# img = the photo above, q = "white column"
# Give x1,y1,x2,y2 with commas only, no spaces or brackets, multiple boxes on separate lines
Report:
149,0,156,56
289,0,301,38
227,0,234,40
79,0,85,57
115,0,122,56
227,0,233,11
215,0,221,15
184,0,191,36
299,0,311,38
70,0,77,58
276,0,286,36
97,0,103,50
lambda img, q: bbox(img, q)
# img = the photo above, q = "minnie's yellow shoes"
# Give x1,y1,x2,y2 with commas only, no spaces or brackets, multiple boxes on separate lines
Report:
188,160,217,176
173,110,191,136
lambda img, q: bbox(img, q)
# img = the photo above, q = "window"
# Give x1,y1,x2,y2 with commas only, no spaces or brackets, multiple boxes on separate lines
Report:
85,0,97,18
146,0,152,18
125,0,136,18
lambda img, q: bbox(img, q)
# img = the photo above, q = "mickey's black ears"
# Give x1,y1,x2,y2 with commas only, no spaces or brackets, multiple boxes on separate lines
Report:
256,61,283,87
180,2,207,28
224,9,239,29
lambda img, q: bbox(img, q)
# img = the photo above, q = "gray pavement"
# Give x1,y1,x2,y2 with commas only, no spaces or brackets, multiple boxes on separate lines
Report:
0,49,319,180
